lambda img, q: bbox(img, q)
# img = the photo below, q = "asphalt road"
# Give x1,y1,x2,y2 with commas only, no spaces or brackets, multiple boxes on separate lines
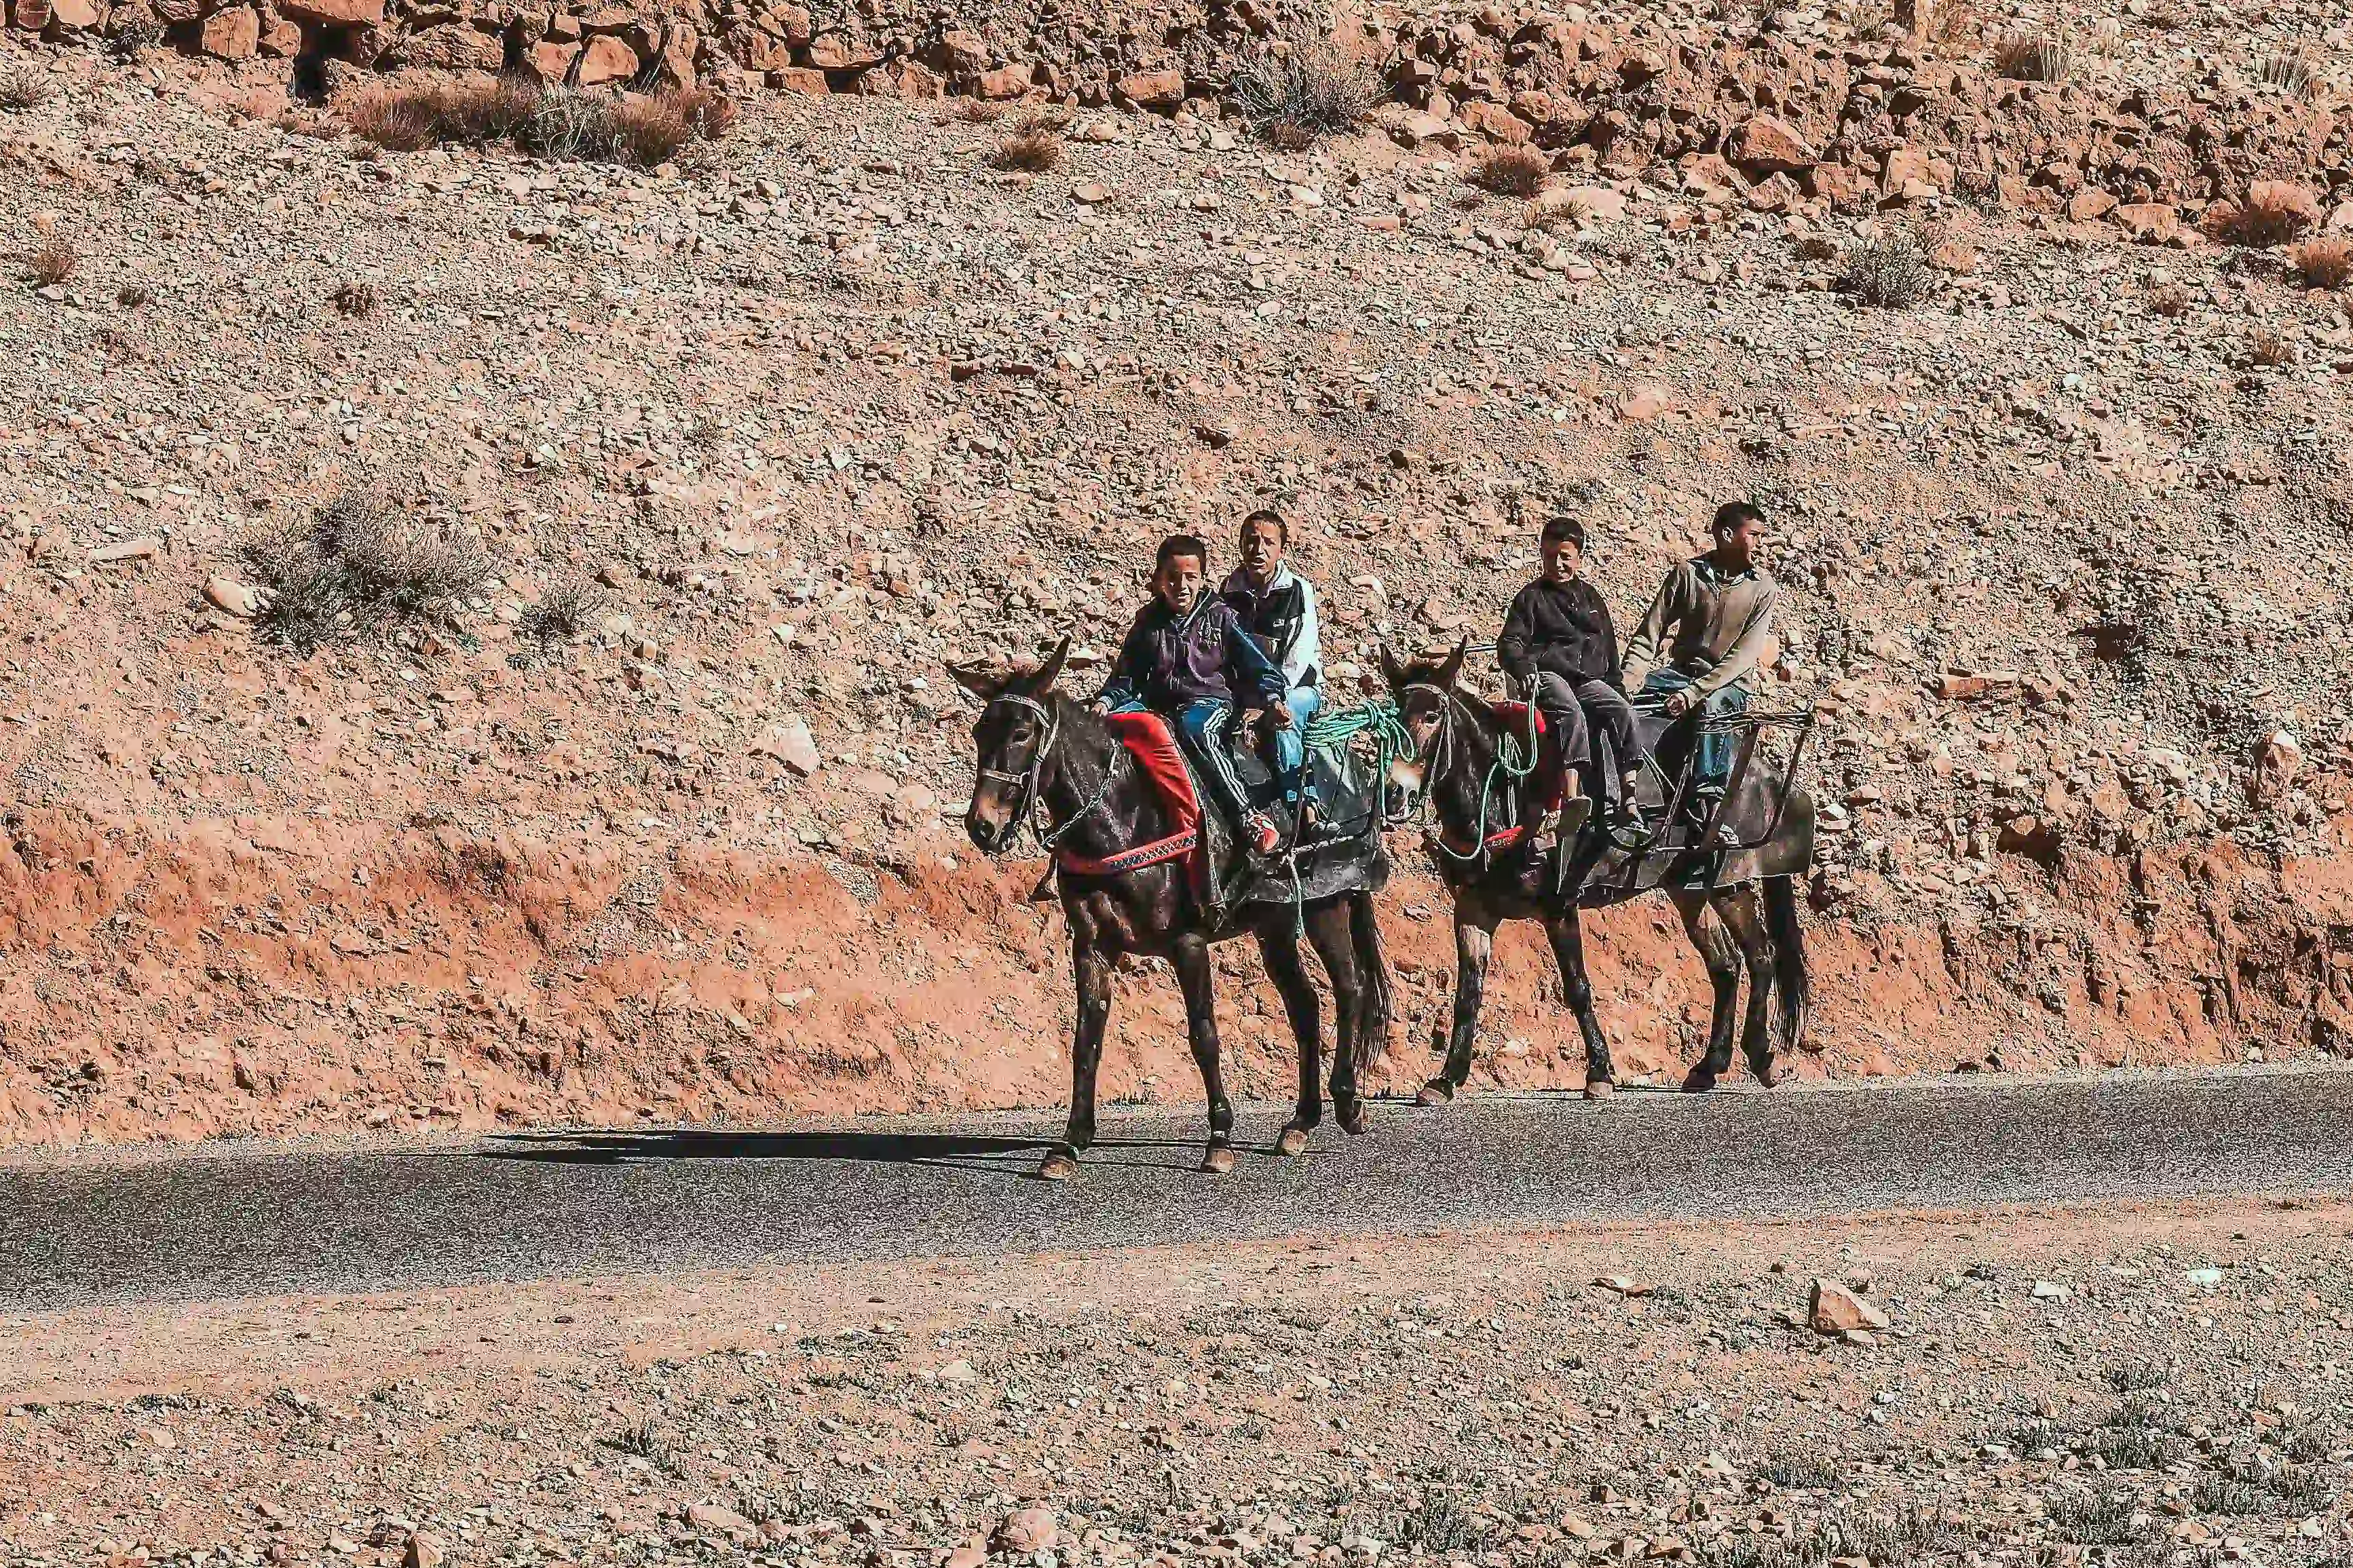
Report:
3,1068,2351,1314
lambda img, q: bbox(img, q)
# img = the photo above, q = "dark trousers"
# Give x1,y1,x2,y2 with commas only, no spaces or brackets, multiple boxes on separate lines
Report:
1528,673,1644,794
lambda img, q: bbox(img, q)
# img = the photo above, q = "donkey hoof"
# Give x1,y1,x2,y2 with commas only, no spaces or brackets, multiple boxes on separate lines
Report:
1414,1079,1454,1107
1750,1058,1782,1088
1583,1077,1616,1101
1276,1125,1311,1158
1201,1142,1238,1175
1680,1068,1718,1094
1038,1149,1080,1181
1336,1101,1370,1137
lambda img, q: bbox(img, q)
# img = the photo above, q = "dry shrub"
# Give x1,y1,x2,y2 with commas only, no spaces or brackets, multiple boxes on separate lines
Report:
349,79,729,168
2248,329,2297,368
1993,30,2072,81
2147,281,2190,316
0,64,52,112
1522,193,1593,232
1838,229,1931,307
519,580,599,644
2204,183,2320,247
2256,54,2318,101
332,278,379,318
242,491,491,655
992,117,1065,171
1925,0,1981,49
117,282,152,309
949,98,1005,123
1794,233,1841,262
1230,30,1378,143
2293,235,2353,289
1469,142,1549,198
26,235,77,288
109,19,163,57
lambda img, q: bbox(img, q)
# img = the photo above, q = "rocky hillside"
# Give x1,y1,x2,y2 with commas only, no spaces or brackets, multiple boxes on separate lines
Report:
3,5,2353,1144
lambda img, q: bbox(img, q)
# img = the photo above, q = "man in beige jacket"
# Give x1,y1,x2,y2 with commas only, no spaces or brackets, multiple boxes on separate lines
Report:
1621,501,1781,839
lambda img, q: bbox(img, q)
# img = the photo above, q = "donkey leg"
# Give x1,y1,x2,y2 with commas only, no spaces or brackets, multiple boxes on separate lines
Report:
1256,923,1324,1156
1420,903,1498,1105
1043,937,1114,1181
1543,906,1617,1100
1303,902,1370,1136
1715,886,1782,1087
1170,932,1237,1173
1670,890,1743,1094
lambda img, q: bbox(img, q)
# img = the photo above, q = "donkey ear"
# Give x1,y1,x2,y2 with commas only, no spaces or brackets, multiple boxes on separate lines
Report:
949,662,1006,702
1377,643,1408,691
1434,638,1468,693
1029,636,1072,694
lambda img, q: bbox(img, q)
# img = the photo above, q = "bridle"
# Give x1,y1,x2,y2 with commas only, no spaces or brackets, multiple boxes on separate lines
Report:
1397,680,1538,867
974,691,1120,852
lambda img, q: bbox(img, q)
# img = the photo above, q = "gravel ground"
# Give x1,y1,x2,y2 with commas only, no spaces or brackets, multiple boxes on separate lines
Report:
3,1199,2351,1568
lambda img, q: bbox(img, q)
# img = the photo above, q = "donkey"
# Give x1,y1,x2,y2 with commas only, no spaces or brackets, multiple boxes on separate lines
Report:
1381,643,1813,1098
955,639,1394,1180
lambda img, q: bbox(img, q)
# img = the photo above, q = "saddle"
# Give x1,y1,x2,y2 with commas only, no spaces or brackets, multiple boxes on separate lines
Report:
1055,710,1204,881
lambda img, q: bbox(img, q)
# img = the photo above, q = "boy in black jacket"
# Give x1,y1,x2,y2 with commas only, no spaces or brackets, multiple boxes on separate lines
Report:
1496,514,1647,828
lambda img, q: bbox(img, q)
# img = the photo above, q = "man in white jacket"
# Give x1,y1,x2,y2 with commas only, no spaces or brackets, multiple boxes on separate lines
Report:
1220,509,1325,828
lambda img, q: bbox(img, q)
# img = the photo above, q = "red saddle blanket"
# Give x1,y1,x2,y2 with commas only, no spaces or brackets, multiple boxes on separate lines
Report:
1056,711,1205,879
1486,701,1572,813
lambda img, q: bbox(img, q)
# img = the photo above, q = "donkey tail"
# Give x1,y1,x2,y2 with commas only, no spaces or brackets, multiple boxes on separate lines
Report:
1349,888,1397,1069
1761,873,1809,1056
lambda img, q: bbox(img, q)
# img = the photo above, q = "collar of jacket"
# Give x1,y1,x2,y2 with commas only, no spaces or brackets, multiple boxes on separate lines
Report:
1692,555,1757,587
1221,562,1297,598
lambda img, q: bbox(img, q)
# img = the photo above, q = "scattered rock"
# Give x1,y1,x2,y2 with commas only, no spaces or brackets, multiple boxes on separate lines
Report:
1809,1279,1890,1335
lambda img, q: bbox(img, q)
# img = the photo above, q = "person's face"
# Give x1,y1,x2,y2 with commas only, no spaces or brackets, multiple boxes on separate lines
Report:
1541,533,1582,584
1239,518,1284,584
1715,515,1765,571
1153,554,1205,614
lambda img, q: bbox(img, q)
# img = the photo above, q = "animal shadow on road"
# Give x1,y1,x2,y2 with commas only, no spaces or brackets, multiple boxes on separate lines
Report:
474,1128,1222,1180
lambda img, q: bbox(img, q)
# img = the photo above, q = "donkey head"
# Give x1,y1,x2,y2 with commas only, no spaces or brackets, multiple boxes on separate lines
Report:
1378,638,1466,802
952,636,1071,855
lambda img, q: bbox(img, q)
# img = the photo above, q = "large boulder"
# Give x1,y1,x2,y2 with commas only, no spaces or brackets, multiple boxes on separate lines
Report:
1728,113,1816,174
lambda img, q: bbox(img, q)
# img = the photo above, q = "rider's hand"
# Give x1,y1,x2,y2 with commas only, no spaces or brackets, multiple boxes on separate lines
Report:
1267,701,1294,731
1663,689,1695,719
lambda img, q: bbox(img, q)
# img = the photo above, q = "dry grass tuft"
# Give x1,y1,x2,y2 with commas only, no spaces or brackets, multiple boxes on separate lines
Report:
950,98,1005,123
519,580,599,645
26,235,77,288
242,491,491,655
2204,183,2320,247
2293,236,2353,289
1993,30,2072,81
332,279,379,318
2255,53,2319,100
117,282,153,309
1468,143,1549,199
0,64,52,113
991,117,1066,172
1838,230,1932,307
347,79,731,169
1794,233,1841,263
2248,329,2297,368
1230,30,1378,144
1925,0,1982,49
2147,282,2190,316
1522,193,1594,232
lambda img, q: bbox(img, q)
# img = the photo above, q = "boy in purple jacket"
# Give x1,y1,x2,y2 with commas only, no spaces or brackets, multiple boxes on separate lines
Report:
1100,534,1291,856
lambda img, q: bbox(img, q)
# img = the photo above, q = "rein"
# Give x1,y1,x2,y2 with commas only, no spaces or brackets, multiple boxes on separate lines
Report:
1404,682,1542,868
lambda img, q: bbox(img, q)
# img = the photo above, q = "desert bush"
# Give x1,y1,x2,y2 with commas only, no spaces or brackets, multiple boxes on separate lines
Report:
1994,29,2072,81
117,282,151,309
109,20,163,58
2256,53,2318,100
0,64,52,112
991,116,1065,171
519,580,598,644
2047,1491,2143,1546
2147,281,2190,315
2293,235,2353,288
1522,193,1593,232
2103,1362,2171,1394
1925,0,1981,48
950,98,1004,123
349,79,730,168
331,279,379,318
2249,329,2297,368
1230,30,1378,143
2204,183,2320,246
241,491,491,655
26,235,77,288
1838,230,1930,307
1468,143,1549,198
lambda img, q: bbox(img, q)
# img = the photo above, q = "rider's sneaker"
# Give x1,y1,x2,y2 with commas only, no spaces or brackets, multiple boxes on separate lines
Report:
1246,812,1282,857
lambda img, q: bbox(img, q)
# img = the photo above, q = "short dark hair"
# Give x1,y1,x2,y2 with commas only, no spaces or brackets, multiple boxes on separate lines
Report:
1241,508,1287,543
1713,501,1766,535
1154,533,1210,573
1539,514,1585,548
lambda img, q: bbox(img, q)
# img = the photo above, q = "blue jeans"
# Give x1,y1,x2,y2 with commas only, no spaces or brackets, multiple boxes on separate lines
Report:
1114,698,1258,828
1639,669,1747,797
1270,685,1320,805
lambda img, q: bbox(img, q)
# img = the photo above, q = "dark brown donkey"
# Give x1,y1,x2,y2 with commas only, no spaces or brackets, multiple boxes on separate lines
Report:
954,640,1394,1180
1381,643,1813,1098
